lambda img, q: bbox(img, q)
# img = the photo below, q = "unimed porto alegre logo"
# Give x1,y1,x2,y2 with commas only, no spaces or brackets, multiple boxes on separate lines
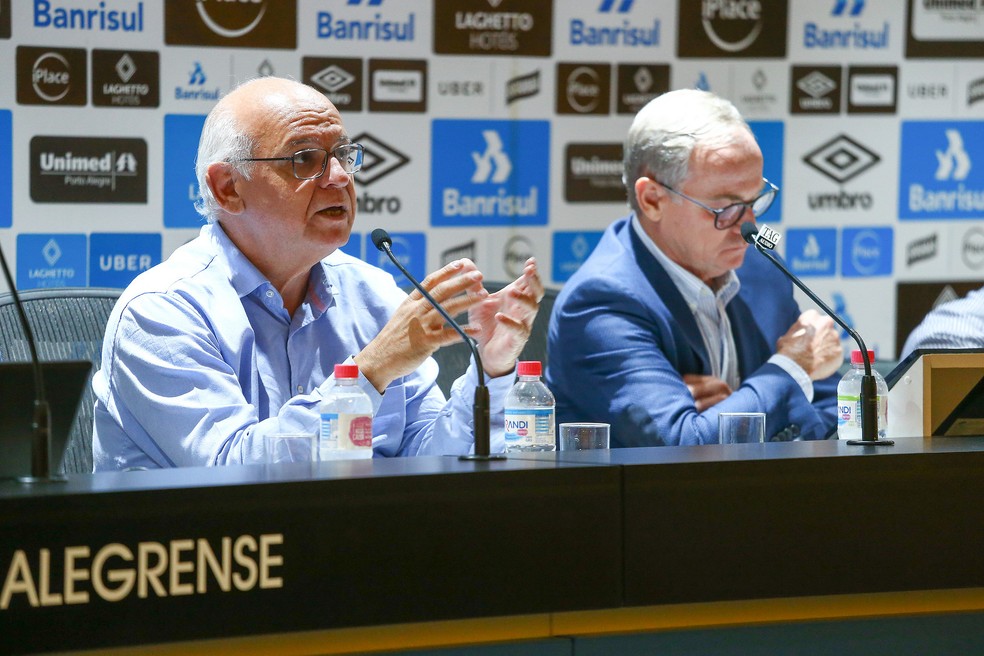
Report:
30,136,147,204
164,0,296,49
430,119,549,226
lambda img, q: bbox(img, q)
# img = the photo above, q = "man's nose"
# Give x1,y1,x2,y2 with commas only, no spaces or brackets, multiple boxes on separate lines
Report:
318,155,351,188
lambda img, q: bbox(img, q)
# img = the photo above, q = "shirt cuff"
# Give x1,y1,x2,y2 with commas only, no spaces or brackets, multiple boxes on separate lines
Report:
768,353,814,403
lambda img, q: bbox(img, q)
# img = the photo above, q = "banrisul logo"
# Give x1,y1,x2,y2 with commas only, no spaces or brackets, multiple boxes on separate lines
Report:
431,119,549,226
317,0,415,43
30,136,147,203
900,121,984,220
570,0,660,47
787,228,837,277
34,0,145,32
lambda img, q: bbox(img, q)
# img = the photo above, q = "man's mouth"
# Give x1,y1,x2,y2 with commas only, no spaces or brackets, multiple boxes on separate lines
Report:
317,205,348,218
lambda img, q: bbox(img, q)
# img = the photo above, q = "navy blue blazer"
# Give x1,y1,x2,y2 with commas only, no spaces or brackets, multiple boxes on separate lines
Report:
546,216,838,447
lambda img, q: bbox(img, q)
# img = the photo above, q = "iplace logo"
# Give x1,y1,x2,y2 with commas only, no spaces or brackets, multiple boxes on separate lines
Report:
165,0,296,49
503,235,536,279
556,63,611,115
569,0,660,48
92,49,160,108
678,0,787,58
841,227,893,277
434,0,552,57
616,64,669,115
368,59,427,113
31,136,147,204
16,46,87,106
962,228,984,270
900,121,984,220
431,119,549,226
304,58,363,111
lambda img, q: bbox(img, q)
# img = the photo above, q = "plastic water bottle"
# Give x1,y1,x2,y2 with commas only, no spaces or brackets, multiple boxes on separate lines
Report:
504,361,556,452
320,364,373,460
836,349,888,440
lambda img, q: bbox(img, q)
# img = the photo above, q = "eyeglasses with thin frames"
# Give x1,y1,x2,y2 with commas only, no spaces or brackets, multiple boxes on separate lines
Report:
230,143,364,179
653,178,779,230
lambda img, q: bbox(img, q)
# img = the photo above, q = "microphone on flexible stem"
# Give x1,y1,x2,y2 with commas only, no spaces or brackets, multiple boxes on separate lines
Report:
740,222,892,446
0,243,62,482
371,228,505,461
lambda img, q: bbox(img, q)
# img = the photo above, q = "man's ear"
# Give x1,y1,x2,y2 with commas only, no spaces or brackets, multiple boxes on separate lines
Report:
206,162,244,216
633,176,667,223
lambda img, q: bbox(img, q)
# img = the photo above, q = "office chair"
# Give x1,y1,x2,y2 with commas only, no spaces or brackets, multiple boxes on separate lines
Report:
0,287,122,474
431,283,559,397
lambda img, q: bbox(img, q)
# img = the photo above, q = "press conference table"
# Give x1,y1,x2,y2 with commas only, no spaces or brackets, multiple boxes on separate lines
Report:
2,437,984,655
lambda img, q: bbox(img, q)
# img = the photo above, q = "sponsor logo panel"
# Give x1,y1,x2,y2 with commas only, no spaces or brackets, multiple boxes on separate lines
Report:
30,136,147,204
89,233,161,288
502,234,535,279
564,143,624,203
968,76,984,109
962,227,984,271
841,227,893,277
904,232,939,269
907,0,984,58
92,49,160,108
0,110,9,228
368,59,427,113
172,60,224,104
431,119,549,226
366,232,426,282
616,63,669,114
899,121,984,220
552,231,603,283
556,62,611,115
790,65,841,114
506,69,540,105
803,0,889,50
163,114,206,228
677,0,788,58
165,0,296,49
16,46,87,106
802,134,880,213
16,234,87,289
441,240,477,267
847,66,897,114
1,0,10,39
749,121,784,223
734,66,781,116
434,0,552,57
787,228,837,277
304,58,363,112
350,132,409,217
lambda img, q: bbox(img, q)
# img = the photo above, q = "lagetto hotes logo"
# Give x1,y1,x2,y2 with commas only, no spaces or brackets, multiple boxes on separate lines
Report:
434,0,552,57
31,137,147,204
677,0,787,58
164,0,296,49
16,46,87,106
431,119,549,226
92,49,160,108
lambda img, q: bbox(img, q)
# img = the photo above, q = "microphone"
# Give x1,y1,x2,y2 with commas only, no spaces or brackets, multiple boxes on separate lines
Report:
371,228,504,461
740,222,892,447
0,244,61,482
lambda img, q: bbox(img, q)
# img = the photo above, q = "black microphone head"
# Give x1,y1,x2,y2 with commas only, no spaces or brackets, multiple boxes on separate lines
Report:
740,222,758,245
370,228,392,251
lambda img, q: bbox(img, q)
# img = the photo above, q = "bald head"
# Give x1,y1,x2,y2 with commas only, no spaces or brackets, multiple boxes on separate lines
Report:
194,77,341,223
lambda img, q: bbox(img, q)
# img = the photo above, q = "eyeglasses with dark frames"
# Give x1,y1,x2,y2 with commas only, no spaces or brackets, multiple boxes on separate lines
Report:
230,143,364,179
653,177,779,230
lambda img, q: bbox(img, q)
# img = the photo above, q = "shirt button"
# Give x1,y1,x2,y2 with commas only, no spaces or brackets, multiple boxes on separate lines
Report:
266,290,275,298
297,385,304,393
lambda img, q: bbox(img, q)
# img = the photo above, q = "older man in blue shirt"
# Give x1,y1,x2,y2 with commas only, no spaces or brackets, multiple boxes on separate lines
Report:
92,77,542,469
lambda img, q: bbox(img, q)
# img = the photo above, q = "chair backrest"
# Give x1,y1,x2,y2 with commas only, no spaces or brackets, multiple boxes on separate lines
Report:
0,287,122,474
432,283,559,398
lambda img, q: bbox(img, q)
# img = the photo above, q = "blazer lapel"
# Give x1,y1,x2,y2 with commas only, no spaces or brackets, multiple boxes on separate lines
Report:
726,293,772,379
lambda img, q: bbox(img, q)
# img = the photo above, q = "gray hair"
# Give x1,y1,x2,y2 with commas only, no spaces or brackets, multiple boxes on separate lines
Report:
623,89,751,214
193,100,257,223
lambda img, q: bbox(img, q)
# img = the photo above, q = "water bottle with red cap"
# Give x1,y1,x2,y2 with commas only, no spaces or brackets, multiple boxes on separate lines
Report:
504,361,556,452
320,364,374,460
836,349,888,440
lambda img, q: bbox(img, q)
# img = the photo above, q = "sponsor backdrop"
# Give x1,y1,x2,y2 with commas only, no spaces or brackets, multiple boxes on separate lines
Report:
0,0,981,357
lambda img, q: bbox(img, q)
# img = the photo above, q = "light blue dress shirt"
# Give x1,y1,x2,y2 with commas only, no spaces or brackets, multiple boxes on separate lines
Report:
901,286,984,359
91,223,511,470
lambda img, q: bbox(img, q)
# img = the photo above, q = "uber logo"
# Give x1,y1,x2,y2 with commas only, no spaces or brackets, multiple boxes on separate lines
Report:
304,58,363,111
165,0,296,49
89,233,161,288
16,46,87,106
557,63,611,115
92,49,160,108
847,66,897,114
368,59,427,113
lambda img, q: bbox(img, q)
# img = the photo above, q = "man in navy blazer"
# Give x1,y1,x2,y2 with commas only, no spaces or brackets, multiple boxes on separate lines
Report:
546,90,842,447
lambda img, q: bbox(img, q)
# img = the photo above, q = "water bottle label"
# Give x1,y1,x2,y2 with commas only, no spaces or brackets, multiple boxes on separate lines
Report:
505,408,555,448
321,412,372,450
837,394,859,429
